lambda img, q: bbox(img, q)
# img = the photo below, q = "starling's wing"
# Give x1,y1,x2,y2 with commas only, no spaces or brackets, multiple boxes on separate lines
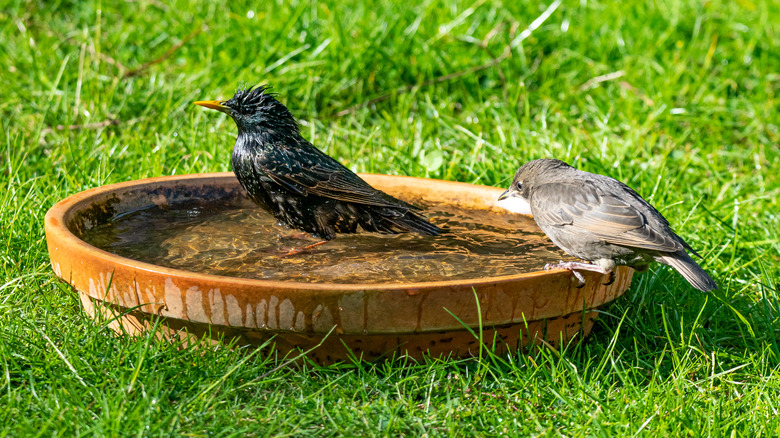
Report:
531,182,684,253
259,141,417,209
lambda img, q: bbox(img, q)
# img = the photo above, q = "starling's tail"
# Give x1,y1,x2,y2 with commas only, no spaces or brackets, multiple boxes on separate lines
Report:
657,251,717,292
364,206,440,236
332,203,440,237
383,210,441,236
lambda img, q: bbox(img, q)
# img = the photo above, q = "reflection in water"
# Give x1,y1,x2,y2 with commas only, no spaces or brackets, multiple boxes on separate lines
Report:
81,199,567,284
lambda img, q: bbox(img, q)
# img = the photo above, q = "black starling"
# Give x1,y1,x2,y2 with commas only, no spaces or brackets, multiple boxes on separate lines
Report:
195,85,439,243
498,159,717,291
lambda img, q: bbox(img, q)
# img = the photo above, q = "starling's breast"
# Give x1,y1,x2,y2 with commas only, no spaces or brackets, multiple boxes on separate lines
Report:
231,134,322,235
232,135,276,212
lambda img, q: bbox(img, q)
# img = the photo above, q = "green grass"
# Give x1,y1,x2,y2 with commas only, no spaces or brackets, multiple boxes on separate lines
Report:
2,0,780,435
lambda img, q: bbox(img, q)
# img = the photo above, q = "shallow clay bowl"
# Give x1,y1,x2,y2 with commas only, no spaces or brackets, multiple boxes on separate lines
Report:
44,173,633,363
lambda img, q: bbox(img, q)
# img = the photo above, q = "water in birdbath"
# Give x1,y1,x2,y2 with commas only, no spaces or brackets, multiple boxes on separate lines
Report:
80,198,566,284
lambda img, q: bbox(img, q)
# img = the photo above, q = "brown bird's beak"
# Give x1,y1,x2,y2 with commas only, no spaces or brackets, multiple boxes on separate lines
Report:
497,188,515,201
194,100,230,113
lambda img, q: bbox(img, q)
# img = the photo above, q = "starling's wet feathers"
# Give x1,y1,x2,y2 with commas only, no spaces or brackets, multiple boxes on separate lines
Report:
196,85,439,240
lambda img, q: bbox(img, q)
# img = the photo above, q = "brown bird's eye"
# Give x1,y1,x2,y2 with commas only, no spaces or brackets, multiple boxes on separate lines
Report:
516,181,523,190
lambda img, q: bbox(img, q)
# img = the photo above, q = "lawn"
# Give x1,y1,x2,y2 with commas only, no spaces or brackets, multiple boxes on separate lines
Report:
2,0,780,435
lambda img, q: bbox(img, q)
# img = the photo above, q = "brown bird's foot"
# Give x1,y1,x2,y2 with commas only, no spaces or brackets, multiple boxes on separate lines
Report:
280,240,329,257
544,261,613,287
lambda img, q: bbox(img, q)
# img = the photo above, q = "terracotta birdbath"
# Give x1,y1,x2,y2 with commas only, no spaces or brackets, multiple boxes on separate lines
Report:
44,173,633,363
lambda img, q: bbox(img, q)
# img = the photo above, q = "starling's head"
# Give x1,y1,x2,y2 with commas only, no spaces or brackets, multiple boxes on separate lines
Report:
497,159,572,214
195,84,298,134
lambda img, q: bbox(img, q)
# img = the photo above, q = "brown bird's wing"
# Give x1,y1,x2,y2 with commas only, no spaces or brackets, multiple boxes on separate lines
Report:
258,141,417,209
531,182,685,253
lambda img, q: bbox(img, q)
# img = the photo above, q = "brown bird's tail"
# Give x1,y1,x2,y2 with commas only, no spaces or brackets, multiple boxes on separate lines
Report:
656,251,717,292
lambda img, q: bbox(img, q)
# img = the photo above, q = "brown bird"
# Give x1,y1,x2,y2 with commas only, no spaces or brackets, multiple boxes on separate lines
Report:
194,85,439,251
498,159,717,291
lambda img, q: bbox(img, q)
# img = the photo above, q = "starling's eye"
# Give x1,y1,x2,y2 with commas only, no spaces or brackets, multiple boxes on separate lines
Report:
516,181,523,190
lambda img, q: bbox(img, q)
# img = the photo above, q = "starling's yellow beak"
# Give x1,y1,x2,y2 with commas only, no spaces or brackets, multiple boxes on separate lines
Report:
194,100,230,113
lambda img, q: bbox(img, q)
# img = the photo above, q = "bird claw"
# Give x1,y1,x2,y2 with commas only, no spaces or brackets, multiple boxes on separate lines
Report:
544,261,613,287
602,271,616,286
545,261,587,286
562,269,587,287
543,261,566,271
